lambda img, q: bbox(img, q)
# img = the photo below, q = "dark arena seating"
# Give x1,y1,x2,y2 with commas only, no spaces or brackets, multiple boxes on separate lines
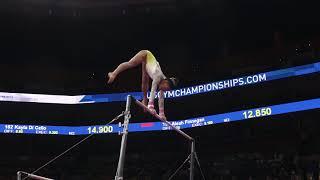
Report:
0,0,320,179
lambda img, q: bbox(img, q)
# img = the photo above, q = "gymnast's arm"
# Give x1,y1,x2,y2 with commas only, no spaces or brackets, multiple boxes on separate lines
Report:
147,77,161,114
158,90,166,120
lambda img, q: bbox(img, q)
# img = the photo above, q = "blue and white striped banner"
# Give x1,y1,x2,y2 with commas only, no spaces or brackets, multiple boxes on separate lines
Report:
0,62,319,104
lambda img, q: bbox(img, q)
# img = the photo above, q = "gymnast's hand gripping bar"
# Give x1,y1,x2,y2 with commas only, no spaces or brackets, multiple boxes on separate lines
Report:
132,97,194,142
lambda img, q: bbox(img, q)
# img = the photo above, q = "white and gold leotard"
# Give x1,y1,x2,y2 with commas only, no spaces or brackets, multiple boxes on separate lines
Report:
145,50,166,80
144,50,166,106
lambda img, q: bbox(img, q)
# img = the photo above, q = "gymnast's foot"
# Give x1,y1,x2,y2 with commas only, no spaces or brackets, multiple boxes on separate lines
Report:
107,72,115,84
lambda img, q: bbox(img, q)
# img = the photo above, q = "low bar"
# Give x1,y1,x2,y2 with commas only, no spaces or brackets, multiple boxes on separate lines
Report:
134,99,194,141
17,171,54,180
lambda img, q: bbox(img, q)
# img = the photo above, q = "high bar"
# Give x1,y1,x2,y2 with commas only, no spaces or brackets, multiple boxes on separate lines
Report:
17,171,54,180
133,98,194,141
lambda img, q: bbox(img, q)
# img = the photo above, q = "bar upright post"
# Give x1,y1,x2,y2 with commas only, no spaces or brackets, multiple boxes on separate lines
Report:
115,95,132,180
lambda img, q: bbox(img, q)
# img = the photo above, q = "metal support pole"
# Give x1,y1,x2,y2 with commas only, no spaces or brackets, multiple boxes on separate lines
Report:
190,140,195,180
17,171,21,180
115,95,132,180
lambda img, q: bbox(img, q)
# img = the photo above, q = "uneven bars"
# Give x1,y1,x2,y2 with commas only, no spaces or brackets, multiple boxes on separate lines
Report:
133,98,194,141
17,171,54,180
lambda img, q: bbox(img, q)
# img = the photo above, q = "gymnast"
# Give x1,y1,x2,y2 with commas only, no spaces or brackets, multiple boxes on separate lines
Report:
107,50,178,120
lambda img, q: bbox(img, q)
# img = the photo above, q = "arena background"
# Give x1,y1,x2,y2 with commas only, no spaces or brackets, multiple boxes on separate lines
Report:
0,0,320,179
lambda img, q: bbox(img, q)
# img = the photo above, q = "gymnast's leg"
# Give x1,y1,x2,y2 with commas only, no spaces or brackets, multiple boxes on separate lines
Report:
107,50,148,84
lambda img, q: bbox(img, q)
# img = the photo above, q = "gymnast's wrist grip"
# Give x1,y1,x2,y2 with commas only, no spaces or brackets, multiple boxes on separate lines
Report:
147,101,154,109
159,107,165,116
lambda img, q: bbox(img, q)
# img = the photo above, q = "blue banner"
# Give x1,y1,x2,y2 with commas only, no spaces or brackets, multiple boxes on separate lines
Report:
80,62,320,102
0,62,319,104
1,97,319,135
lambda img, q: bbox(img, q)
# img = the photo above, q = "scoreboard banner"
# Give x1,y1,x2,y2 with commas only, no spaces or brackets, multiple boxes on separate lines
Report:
1,97,319,136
